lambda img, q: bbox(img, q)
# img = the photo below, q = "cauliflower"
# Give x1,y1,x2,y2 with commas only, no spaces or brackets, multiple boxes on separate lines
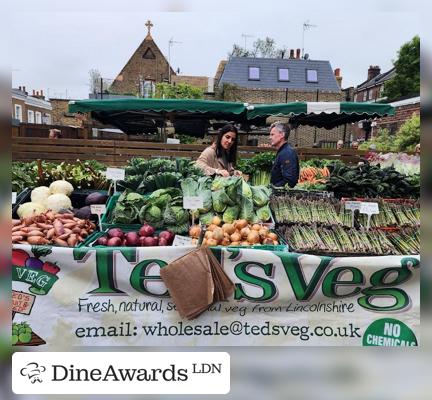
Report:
17,202,47,218
49,180,74,196
46,194,72,212
30,186,50,206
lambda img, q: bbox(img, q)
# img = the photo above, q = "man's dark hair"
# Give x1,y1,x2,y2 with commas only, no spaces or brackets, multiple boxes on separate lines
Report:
215,124,239,164
270,122,291,140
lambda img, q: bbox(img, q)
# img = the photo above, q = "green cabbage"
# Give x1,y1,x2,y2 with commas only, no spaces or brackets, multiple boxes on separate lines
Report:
223,205,240,223
181,178,199,197
198,190,212,213
256,205,271,222
251,186,270,207
139,204,162,226
239,197,254,222
212,190,229,213
199,212,215,225
241,180,253,199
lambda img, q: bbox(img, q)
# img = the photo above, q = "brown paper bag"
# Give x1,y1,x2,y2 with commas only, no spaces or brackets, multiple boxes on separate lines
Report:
160,247,234,319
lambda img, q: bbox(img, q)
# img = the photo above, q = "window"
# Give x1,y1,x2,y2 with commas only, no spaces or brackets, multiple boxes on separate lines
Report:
35,111,42,124
306,69,318,82
27,110,35,123
362,91,367,101
42,113,51,124
142,48,156,59
278,68,289,81
368,89,374,100
14,104,22,122
248,66,260,80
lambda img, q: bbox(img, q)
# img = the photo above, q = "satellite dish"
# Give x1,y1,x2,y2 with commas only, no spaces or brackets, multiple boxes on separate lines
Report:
304,53,309,60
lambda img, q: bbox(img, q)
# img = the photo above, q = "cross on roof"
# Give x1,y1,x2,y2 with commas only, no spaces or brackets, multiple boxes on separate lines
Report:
145,20,154,36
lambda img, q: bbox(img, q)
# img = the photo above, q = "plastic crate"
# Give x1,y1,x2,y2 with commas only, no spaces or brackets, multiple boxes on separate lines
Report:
82,227,184,248
12,189,109,219
197,226,288,252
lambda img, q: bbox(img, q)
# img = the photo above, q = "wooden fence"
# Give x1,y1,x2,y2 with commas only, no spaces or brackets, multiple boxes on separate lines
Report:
12,137,367,166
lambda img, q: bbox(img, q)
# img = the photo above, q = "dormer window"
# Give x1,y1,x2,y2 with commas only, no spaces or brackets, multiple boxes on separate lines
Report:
248,67,260,81
278,68,289,81
306,69,318,83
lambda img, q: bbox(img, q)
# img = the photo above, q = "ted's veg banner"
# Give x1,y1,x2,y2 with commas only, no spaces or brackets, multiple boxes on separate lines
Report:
12,245,419,347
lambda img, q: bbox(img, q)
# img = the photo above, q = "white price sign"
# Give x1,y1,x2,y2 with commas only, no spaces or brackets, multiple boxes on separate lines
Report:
106,168,125,181
360,202,380,215
344,201,361,211
183,196,204,210
172,235,194,247
90,204,107,215
90,204,107,231
12,192,17,204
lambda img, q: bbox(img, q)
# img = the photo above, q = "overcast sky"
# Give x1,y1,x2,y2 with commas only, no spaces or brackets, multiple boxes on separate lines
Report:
11,0,422,100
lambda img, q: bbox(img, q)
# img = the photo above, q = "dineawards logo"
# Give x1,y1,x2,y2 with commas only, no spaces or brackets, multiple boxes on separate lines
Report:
12,352,230,395
51,363,188,382
20,362,47,384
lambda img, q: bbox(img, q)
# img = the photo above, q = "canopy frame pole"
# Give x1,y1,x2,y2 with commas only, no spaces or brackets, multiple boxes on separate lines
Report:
342,123,347,144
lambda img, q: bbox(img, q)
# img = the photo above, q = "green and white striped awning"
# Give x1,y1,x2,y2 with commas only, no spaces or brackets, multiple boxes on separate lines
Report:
247,102,395,129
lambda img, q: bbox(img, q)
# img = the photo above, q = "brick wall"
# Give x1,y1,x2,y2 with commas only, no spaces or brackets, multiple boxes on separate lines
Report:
110,35,175,95
374,102,419,135
215,86,347,146
171,75,209,91
50,99,83,127
219,86,344,104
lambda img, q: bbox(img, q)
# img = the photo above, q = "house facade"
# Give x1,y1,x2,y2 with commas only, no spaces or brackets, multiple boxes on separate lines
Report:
12,87,52,124
214,54,346,147
354,66,396,103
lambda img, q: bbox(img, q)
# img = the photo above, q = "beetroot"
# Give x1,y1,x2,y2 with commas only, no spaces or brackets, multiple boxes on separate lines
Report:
96,236,108,246
159,230,174,244
107,237,122,247
107,228,124,239
124,231,140,246
158,237,169,246
139,224,155,237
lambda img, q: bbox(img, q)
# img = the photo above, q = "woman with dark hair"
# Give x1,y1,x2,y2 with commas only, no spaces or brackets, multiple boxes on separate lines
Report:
196,124,242,177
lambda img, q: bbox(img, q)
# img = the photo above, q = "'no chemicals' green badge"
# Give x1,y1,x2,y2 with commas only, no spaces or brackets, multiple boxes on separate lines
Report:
363,318,418,346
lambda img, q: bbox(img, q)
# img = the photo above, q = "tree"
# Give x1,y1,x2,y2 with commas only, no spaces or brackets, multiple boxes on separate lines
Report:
229,36,287,58
393,113,420,151
154,82,203,99
88,69,102,93
383,36,420,101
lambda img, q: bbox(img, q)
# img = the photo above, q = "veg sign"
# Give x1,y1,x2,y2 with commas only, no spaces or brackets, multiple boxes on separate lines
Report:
11,244,419,346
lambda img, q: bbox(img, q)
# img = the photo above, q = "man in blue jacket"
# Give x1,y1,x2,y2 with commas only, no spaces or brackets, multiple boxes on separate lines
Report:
269,122,299,187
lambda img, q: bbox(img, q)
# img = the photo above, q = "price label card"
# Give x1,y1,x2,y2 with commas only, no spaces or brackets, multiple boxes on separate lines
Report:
90,204,107,231
106,168,125,181
12,192,17,204
90,204,107,215
360,202,379,215
183,196,204,210
344,201,361,211
167,138,180,144
172,235,194,247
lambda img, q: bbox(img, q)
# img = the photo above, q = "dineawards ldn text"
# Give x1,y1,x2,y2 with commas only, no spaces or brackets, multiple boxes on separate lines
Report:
51,364,189,382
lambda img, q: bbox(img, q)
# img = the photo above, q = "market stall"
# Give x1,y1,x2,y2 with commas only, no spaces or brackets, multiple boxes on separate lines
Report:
12,100,419,347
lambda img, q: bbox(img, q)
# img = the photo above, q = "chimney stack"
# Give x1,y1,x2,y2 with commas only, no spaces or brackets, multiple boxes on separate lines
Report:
367,65,381,81
334,68,342,88
296,48,301,59
32,90,36,95
289,49,295,59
